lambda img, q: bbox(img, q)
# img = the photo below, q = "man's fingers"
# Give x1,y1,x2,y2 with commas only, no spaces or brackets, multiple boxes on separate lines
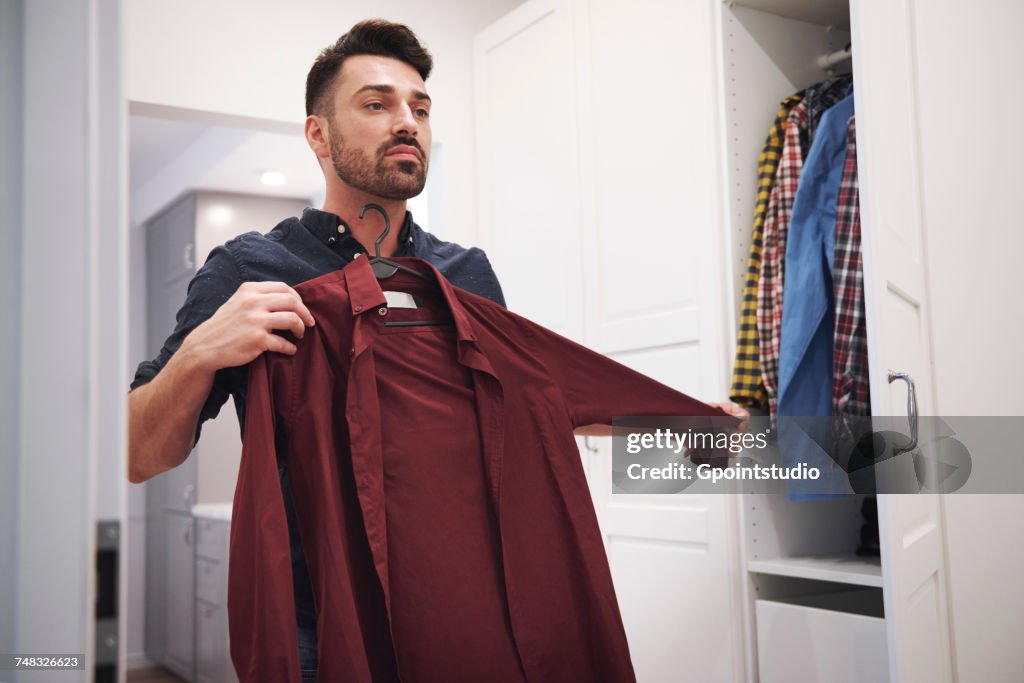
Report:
259,293,315,325
265,311,307,339
244,282,315,325
264,333,298,356
243,280,295,294
239,284,315,327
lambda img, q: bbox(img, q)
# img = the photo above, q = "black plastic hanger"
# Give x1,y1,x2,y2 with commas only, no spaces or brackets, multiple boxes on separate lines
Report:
360,203,427,280
358,203,451,328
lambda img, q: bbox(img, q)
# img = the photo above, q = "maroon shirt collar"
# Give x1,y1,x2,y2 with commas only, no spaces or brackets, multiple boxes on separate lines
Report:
342,254,479,345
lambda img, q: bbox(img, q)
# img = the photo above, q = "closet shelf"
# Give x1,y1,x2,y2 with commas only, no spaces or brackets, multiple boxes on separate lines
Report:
730,0,851,30
748,554,882,587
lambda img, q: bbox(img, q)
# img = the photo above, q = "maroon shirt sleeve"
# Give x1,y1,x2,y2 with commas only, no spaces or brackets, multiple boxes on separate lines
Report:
227,353,301,683
521,317,731,428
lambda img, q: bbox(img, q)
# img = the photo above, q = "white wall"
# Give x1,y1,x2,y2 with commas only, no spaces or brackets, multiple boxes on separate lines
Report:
0,0,25,662
15,0,127,680
123,0,526,247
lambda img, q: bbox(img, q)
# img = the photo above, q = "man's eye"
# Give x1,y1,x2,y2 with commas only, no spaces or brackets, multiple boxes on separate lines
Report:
367,102,384,111
416,108,430,118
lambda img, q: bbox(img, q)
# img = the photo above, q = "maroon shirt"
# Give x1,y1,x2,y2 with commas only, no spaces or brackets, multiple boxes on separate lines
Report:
228,256,729,682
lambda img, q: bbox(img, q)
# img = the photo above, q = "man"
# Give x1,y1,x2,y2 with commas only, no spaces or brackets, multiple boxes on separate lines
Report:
128,19,510,680
129,18,747,680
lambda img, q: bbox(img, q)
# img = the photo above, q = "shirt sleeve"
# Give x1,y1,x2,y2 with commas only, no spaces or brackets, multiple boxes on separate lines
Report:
471,247,507,309
521,318,732,429
129,244,242,444
226,353,301,682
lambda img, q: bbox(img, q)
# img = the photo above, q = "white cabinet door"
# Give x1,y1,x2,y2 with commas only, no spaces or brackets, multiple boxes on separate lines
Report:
856,1,1024,681
476,1,742,681
474,0,584,342
574,0,729,369
852,1,952,681
573,1,740,681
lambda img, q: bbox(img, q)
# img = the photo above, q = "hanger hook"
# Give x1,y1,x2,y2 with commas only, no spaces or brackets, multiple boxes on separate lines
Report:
358,203,390,258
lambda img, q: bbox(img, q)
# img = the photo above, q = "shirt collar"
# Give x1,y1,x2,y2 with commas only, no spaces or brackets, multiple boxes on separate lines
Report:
299,206,416,252
342,254,477,345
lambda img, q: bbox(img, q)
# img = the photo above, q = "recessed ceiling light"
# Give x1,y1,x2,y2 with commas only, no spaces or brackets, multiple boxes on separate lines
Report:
206,204,234,226
260,170,286,186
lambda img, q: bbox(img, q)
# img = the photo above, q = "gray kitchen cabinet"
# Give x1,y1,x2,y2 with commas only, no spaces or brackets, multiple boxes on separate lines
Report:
141,191,309,679
144,192,199,677
165,511,196,681
195,513,236,683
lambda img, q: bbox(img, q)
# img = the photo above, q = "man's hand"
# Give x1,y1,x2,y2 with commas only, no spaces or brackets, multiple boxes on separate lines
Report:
707,401,751,434
128,281,316,484
180,281,317,372
688,401,751,467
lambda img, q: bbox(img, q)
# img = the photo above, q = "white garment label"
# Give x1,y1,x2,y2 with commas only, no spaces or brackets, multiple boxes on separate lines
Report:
383,291,418,309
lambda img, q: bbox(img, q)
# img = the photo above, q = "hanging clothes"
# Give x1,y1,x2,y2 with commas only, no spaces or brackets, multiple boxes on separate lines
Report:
832,116,871,418
757,75,853,416
729,93,803,409
227,255,735,682
778,91,855,416
776,91,855,499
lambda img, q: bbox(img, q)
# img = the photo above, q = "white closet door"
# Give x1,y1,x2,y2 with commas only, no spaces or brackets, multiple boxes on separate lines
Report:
852,1,951,681
572,1,739,681
474,0,584,342
476,2,741,681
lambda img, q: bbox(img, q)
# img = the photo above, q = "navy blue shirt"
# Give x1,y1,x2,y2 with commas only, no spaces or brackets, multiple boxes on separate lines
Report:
131,207,505,672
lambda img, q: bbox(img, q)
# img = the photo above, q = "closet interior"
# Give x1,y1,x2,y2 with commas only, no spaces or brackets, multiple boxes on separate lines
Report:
719,1,888,681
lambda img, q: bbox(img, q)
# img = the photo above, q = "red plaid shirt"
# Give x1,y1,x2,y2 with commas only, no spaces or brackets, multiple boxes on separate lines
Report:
757,103,806,415
833,117,871,416
757,76,853,416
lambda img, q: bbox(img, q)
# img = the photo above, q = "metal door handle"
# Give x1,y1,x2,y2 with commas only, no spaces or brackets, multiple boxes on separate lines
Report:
887,370,918,453
183,242,195,270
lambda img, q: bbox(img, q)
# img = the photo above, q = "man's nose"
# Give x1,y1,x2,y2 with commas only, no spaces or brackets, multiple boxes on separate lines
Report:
392,103,419,138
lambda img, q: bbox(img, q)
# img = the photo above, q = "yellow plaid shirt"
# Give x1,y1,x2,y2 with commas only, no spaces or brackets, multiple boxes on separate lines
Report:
729,95,802,408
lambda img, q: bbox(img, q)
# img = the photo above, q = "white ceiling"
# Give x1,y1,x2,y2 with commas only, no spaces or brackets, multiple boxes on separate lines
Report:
129,113,323,225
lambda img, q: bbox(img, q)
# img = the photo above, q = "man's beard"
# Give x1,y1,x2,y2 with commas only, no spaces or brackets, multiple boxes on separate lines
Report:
329,131,428,200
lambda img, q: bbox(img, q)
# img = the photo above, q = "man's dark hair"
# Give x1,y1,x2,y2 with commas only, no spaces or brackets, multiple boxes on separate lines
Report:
305,19,433,117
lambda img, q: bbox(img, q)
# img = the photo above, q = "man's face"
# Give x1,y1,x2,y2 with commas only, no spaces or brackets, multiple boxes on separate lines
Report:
324,55,431,200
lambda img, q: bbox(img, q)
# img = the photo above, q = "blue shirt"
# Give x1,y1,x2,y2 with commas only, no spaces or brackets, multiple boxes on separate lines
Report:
131,206,506,672
777,92,855,499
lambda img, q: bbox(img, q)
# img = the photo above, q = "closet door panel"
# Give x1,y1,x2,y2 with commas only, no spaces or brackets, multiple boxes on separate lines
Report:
851,1,951,681
571,1,741,681
577,0,727,392
589,437,738,683
474,0,584,342
584,346,740,683
898,1,1024,681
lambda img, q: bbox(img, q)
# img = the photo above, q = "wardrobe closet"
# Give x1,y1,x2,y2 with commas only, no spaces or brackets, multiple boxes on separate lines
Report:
475,0,1022,681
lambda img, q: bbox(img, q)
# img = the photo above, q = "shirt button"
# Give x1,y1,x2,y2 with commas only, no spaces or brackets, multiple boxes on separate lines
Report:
337,225,347,234
350,347,355,356
377,307,388,316
327,236,336,246
353,253,362,259
354,304,363,312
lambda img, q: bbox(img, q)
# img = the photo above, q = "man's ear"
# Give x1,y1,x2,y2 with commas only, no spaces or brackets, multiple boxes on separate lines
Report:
305,115,331,160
